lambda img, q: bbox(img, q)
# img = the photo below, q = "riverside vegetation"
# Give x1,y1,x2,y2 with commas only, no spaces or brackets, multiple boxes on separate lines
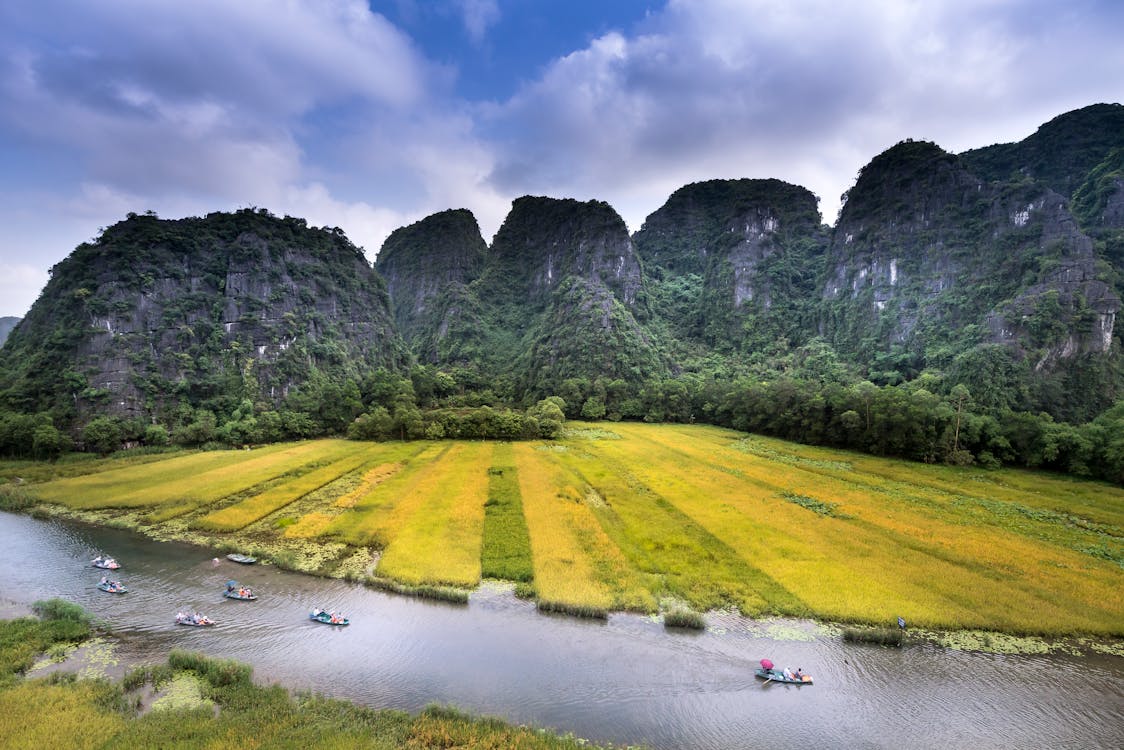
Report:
6,423,1122,639
0,603,617,748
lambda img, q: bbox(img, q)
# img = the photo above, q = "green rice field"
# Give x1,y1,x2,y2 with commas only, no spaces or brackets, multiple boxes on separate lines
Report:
9,424,1123,636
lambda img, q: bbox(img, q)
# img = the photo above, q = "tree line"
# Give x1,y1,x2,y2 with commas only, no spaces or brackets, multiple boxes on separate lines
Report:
1,363,1121,487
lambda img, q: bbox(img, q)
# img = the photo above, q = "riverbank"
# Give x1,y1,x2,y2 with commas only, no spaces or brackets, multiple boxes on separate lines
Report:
6,424,1124,640
0,604,627,749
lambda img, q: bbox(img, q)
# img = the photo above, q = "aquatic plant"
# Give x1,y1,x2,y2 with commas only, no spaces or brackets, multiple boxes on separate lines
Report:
842,627,903,646
663,609,707,630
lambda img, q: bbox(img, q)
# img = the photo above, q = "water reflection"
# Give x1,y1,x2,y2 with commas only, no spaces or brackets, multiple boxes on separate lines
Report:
1,511,1121,749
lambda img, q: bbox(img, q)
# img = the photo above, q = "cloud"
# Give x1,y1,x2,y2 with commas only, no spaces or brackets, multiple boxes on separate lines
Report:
456,0,501,44
484,0,1124,228
0,0,442,205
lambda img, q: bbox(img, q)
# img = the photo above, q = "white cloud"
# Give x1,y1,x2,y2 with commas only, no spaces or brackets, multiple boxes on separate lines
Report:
485,0,1124,228
456,0,501,44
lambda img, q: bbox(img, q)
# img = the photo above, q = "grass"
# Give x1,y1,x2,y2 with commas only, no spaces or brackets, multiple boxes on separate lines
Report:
195,444,372,531
664,609,707,630
17,426,1124,637
513,443,653,614
842,627,905,646
480,443,535,582
0,636,609,749
0,600,93,681
374,442,492,587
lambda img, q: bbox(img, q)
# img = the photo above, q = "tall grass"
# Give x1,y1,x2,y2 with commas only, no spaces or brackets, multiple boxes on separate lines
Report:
375,442,492,587
480,443,534,582
195,446,371,531
513,443,651,614
326,443,451,545
30,442,300,508
0,621,609,749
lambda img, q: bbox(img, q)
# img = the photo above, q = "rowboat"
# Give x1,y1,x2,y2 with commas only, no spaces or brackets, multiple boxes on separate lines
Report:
97,580,127,594
226,553,257,564
309,608,349,626
224,581,257,600
755,668,812,685
91,555,120,570
175,612,215,626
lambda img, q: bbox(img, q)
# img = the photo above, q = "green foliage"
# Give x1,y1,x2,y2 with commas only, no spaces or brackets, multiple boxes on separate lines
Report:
82,417,122,455
480,451,535,582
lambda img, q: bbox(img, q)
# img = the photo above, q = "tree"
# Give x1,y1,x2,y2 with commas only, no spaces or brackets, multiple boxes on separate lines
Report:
83,416,122,455
581,396,607,420
32,423,68,459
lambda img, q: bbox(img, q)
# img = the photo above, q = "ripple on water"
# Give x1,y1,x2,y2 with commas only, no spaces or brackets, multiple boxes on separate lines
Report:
2,510,1123,750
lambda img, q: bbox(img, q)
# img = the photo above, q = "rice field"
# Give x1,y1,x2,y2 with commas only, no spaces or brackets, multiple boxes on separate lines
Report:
17,423,1124,636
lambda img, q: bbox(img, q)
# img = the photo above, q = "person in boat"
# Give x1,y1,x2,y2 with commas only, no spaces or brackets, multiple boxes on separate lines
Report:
782,667,795,681
100,576,108,585
794,668,805,680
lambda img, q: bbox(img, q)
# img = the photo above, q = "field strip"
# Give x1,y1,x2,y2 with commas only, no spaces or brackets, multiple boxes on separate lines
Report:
326,443,452,546
513,443,652,613
480,442,534,583
31,443,298,508
622,423,1121,573
194,445,374,531
590,424,1124,632
77,441,338,510
375,441,493,587
554,445,787,614
581,428,1041,625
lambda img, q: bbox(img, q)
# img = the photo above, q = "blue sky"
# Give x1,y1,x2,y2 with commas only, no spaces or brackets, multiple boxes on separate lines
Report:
1,0,1122,317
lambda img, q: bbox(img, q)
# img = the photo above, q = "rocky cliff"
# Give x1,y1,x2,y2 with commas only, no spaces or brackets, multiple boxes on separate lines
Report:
0,209,405,422
634,179,828,351
374,208,487,364
819,138,1119,412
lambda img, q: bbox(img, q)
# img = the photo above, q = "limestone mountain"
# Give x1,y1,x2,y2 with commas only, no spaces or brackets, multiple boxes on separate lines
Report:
374,209,487,365
471,196,661,395
960,103,1124,200
632,178,829,352
0,209,405,424
820,139,1119,417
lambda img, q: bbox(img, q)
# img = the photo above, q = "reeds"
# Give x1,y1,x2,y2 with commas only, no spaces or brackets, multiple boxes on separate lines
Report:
663,608,707,630
842,627,904,646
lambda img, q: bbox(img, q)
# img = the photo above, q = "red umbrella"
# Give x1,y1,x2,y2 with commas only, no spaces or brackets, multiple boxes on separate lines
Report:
760,658,774,670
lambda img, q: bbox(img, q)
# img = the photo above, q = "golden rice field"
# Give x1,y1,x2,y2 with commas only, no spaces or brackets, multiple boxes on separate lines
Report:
14,424,1124,636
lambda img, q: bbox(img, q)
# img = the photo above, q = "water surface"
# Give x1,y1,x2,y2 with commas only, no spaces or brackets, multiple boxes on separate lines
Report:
2,511,1121,749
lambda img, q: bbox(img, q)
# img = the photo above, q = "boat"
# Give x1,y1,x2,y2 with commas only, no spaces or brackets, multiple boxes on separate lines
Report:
224,580,258,600
309,608,349,626
226,553,257,564
91,555,121,570
755,668,813,685
96,579,127,594
175,611,215,626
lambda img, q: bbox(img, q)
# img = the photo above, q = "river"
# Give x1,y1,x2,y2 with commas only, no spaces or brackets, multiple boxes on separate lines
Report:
1,511,1121,749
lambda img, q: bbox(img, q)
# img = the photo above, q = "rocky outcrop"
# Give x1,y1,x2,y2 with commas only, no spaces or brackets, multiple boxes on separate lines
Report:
0,210,404,420
635,179,827,349
821,140,1119,370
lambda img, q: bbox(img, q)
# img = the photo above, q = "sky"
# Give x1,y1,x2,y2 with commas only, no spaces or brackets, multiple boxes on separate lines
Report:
1,0,1122,318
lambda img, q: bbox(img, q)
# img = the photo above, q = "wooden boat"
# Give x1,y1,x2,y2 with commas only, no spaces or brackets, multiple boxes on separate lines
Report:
755,668,813,685
309,608,349,626
175,612,215,626
226,553,257,564
224,581,258,600
91,555,121,570
97,580,127,594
